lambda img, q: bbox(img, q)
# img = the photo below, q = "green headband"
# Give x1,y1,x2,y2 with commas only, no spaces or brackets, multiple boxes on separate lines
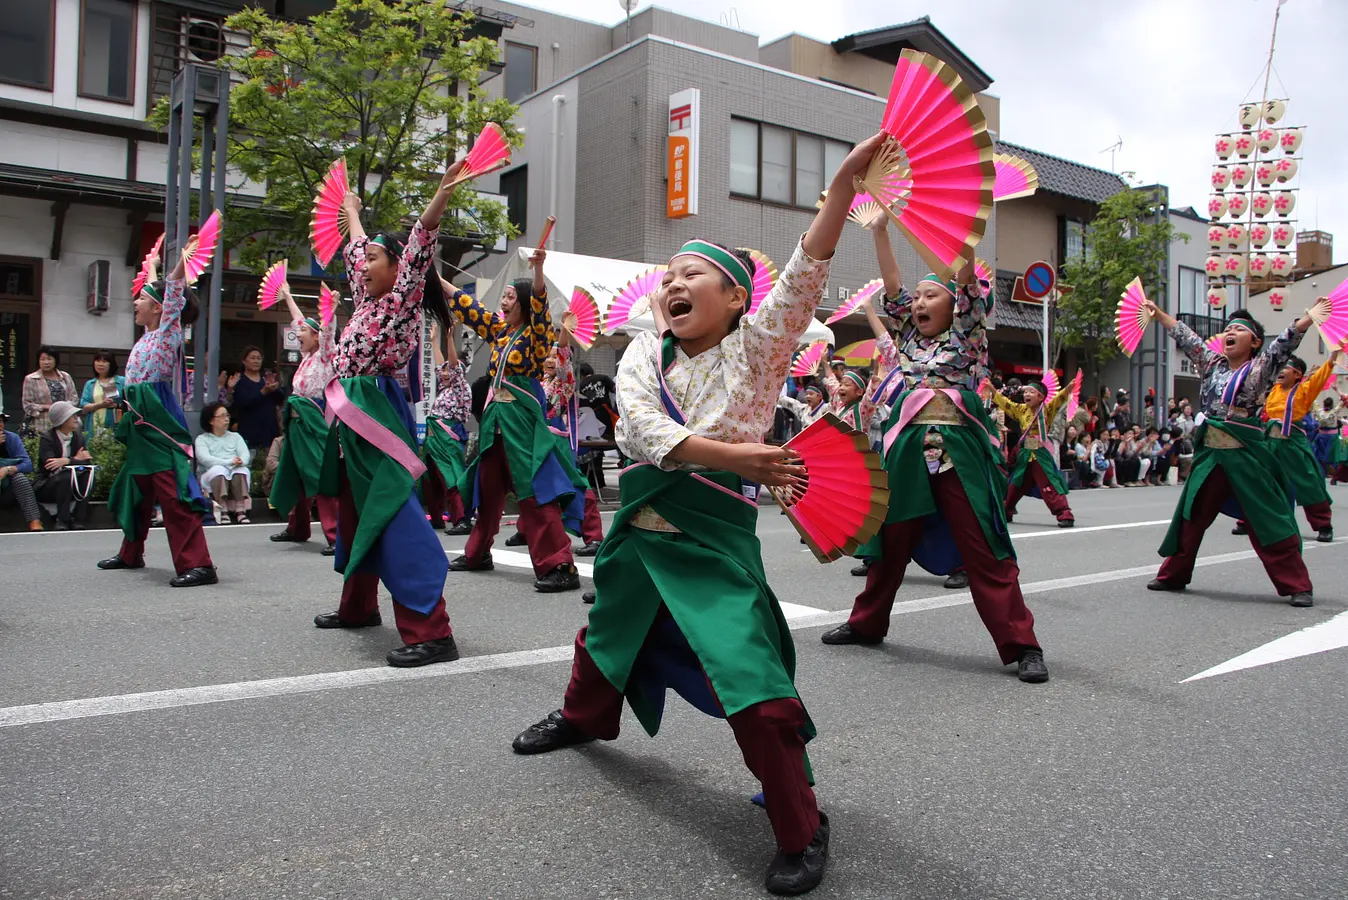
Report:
843,371,867,391
140,284,164,305
671,240,755,299
302,316,321,334
371,234,401,254
916,273,959,296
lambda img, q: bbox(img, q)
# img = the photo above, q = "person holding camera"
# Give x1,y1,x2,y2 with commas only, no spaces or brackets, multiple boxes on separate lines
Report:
35,400,93,529
79,350,125,435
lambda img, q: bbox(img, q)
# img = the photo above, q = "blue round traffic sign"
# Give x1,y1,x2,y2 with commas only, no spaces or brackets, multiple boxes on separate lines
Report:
1024,261,1055,299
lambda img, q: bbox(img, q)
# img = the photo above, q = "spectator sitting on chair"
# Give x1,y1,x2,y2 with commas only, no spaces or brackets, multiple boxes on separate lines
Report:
195,402,253,525
0,409,43,530
36,400,93,530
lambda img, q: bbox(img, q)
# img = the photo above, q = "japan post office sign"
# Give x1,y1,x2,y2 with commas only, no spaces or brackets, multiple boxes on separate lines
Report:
666,89,700,218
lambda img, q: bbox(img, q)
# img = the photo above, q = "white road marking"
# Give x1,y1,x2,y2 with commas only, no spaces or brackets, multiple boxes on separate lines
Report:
0,547,1292,730
449,547,595,578
1183,608,1348,683
1010,519,1172,538
779,601,828,620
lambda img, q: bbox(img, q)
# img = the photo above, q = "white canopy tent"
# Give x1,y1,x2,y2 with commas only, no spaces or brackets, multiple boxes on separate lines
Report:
476,245,834,346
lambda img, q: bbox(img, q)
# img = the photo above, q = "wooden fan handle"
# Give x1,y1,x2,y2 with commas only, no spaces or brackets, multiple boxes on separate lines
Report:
535,215,556,250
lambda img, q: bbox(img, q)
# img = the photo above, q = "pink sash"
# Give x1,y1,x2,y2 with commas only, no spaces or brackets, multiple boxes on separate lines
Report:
325,379,426,480
883,388,999,457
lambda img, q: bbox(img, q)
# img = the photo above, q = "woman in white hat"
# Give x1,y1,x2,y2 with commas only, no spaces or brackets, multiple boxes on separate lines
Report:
35,400,93,529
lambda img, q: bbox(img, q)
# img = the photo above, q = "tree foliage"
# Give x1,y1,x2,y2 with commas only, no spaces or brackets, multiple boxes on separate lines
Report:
151,0,518,273
1058,185,1187,373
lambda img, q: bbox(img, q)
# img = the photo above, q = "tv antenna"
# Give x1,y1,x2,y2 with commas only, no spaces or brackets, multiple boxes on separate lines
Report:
1099,136,1123,173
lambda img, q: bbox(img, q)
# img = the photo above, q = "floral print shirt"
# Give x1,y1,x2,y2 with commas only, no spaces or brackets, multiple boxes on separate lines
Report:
1168,319,1302,418
883,281,988,393
616,238,832,469
453,286,556,382
429,361,471,424
336,222,438,378
290,315,339,399
543,346,576,422
125,279,188,385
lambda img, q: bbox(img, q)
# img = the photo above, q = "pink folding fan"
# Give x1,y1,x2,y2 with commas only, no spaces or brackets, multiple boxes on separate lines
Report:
565,287,602,349
447,123,512,188
319,282,337,328
741,248,779,317
182,209,221,285
606,267,665,333
791,341,829,378
992,153,1040,201
1115,277,1153,357
132,233,164,297
310,158,350,267
256,260,287,310
825,278,885,325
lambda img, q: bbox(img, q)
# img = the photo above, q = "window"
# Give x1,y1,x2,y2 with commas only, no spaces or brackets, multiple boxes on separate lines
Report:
0,0,54,89
1177,265,1204,317
500,166,528,234
1061,218,1089,264
80,0,136,103
729,118,850,208
504,42,536,102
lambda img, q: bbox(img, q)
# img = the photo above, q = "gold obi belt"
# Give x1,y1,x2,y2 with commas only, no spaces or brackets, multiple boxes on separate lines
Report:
1268,422,1287,439
1204,428,1245,450
492,382,517,402
911,389,964,427
1024,435,1043,451
632,505,681,533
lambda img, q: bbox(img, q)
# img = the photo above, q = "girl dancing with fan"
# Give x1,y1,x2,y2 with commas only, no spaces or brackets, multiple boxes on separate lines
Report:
822,219,1049,683
541,321,606,556
309,171,464,668
268,280,341,553
1144,300,1323,606
984,379,1076,527
447,248,588,592
97,236,217,587
510,132,890,897
421,321,473,536
1234,351,1341,542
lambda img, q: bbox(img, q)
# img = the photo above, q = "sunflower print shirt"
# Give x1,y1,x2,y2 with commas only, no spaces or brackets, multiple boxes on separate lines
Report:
453,287,556,382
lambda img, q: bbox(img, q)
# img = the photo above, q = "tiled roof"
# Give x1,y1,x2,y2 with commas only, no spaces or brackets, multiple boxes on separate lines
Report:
995,140,1128,205
832,16,993,92
990,272,1046,330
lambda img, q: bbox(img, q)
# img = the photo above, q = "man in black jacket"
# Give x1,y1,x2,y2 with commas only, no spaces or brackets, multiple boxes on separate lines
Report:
35,400,93,529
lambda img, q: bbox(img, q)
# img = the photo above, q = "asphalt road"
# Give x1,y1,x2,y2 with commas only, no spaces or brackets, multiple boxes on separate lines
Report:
2,484,1346,899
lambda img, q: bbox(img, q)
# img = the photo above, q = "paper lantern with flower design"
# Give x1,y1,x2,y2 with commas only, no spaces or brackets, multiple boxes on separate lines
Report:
1215,135,1235,160
1280,128,1303,154
1251,192,1274,217
1208,286,1229,309
1209,195,1229,218
1234,133,1256,158
1228,193,1248,217
1272,223,1294,248
1274,158,1298,182
1222,254,1246,278
1256,129,1279,153
1247,254,1271,279
1249,223,1271,248
1225,224,1246,250
1211,167,1231,191
1273,191,1296,216
1269,254,1294,278
1205,255,1224,277
1208,225,1226,249
1230,164,1253,188
1263,100,1286,124
1255,163,1276,187
1268,290,1287,310
1240,104,1261,130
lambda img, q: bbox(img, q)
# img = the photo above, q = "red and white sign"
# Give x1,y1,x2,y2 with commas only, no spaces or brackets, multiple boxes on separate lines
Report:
666,89,700,218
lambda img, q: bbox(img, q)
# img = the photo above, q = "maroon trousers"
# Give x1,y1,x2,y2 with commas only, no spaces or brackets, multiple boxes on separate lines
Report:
1006,459,1074,523
1157,466,1312,595
560,625,820,854
847,469,1039,664
581,490,604,544
117,470,213,574
334,462,452,645
464,442,573,577
287,493,340,545
1236,500,1332,533
422,463,467,527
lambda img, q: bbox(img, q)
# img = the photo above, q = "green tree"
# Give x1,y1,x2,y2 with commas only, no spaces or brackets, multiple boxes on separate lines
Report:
151,0,517,273
1058,185,1186,378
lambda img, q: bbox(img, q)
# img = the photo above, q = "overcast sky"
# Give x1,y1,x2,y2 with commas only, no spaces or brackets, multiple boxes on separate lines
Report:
516,0,1346,263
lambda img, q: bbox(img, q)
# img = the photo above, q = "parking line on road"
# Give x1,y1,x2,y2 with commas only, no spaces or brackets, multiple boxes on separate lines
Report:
0,546,1303,730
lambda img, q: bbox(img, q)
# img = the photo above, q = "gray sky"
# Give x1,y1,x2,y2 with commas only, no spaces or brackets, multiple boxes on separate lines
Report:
515,0,1347,264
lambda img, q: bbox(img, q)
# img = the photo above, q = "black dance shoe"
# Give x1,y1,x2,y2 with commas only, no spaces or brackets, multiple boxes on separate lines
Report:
1146,578,1185,592
849,559,870,577
1016,649,1049,683
535,565,581,593
321,544,336,557
1232,521,1249,536
574,540,602,557
169,567,218,588
943,571,969,589
313,611,381,629
448,554,493,572
446,520,473,536
98,556,143,570
1288,592,1314,608
386,636,460,667
270,530,304,543
582,591,596,604
504,531,527,547
1317,527,1333,543
764,811,830,896
819,624,882,646
1057,518,1075,528
512,710,596,755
